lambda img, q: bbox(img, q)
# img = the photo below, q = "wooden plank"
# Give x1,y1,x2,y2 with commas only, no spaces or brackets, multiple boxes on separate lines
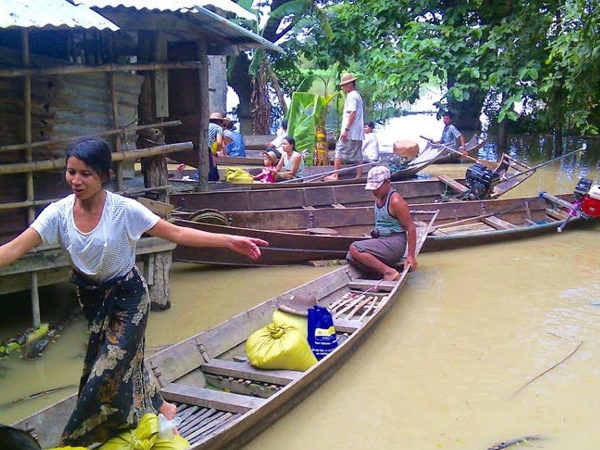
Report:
331,203,346,209
333,318,362,332
482,215,518,230
345,295,374,321
0,237,174,277
200,359,302,385
546,208,569,220
162,383,266,414
438,175,469,193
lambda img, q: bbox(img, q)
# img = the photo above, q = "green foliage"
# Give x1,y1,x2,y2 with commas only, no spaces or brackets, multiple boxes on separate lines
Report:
295,0,600,135
287,91,339,164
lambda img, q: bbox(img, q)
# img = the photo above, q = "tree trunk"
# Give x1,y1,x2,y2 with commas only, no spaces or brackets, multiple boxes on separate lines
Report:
228,54,253,134
251,59,271,135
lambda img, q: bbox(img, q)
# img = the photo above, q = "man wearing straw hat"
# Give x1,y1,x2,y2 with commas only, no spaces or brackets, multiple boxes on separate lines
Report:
325,73,364,181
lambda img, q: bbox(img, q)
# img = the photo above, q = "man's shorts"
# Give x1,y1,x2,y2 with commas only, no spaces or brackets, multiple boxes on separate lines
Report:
346,233,407,268
335,139,363,162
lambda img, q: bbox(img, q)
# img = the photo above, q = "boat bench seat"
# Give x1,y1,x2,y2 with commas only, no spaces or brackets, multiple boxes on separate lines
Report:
482,215,518,230
437,175,469,193
348,279,395,292
162,382,267,414
201,359,302,385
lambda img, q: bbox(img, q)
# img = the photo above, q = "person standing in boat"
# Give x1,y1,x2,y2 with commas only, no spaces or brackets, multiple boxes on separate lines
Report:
0,138,268,447
437,111,467,152
347,166,417,280
274,136,305,181
325,73,365,181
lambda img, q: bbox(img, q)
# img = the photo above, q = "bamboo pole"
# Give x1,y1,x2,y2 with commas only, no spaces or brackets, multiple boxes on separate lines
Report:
22,29,40,329
0,61,202,78
109,71,124,189
0,120,182,153
0,185,172,211
0,141,193,175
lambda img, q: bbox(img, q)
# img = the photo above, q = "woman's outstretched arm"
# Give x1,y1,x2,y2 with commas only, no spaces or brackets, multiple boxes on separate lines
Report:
147,219,269,260
0,228,42,269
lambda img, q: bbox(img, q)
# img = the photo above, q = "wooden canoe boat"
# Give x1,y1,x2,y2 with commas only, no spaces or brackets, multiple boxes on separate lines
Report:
172,192,597,266
170,160,533,213
13,218,435,449
169,139,451,191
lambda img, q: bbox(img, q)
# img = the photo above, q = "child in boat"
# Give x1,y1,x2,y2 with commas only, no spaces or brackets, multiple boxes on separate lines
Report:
0,137,268,447
254,149,280,183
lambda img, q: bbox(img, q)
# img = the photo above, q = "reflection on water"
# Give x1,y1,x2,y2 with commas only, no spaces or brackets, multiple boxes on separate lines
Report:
2,122,600,448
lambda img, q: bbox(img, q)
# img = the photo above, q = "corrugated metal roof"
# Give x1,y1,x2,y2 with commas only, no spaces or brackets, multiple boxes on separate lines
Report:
79,1,284,54
77,0,256,21
1,0,119,30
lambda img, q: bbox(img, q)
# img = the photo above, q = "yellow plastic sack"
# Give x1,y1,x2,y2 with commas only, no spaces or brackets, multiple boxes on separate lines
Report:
246,322,317,371
48,447,88,450
99,413,189,450
225,167,254,184
272,309,308,338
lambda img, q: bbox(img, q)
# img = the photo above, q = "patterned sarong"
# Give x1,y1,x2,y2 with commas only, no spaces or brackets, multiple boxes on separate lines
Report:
61,266,163,446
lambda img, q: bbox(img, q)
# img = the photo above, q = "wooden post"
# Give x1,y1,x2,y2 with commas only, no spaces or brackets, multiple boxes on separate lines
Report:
22,29,41,328
197,39,210,192
110,71,124,190
139,31,172,310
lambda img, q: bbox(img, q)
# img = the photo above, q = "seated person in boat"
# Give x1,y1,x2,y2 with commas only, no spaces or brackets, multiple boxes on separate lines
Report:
254,149,280,183
347,166,417,281
437,111,466,153
275,136,305,181
0,138,268,447
224,119,246,157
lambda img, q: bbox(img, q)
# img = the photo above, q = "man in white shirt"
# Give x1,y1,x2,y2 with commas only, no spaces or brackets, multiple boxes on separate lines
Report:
325,73,365,181
362,121,379,163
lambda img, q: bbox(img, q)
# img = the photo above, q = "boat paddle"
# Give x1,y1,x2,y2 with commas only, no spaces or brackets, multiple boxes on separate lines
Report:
279,161,378,184
420,135,496,169
499,144,587,186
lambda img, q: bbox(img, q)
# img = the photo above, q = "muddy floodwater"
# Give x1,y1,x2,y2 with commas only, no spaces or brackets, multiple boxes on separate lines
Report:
2,130,600,449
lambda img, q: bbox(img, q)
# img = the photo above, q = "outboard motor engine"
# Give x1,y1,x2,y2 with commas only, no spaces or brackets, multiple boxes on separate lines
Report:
573,177,600,218
556,177,600,232
465,163,500,200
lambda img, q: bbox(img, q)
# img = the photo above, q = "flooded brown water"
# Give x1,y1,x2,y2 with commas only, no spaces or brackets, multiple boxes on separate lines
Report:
2,135,600,449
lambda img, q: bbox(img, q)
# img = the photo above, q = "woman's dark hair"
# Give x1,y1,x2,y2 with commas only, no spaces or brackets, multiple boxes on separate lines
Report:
283,135,296,151
65,138,112,180
366,121,375,129
281,119,288,130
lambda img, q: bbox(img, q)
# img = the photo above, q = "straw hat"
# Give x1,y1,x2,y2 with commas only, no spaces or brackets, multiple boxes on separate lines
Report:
340,73,357,86
263,149,280,165
209,112,225,123
276,292,317,316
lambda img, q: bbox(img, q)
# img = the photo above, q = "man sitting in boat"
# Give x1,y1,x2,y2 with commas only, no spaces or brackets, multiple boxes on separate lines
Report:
347,166,417,280
438,111,467,153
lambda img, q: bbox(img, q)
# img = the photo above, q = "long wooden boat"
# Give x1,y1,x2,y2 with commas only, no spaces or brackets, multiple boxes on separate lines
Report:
172,192,597,266
170,159,533,213
12,219,434,449
169,139,452,191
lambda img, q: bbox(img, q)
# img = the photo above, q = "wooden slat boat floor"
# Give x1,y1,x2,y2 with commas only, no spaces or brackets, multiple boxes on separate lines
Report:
162,382,267,414
200,359,302,385
170,402,242,446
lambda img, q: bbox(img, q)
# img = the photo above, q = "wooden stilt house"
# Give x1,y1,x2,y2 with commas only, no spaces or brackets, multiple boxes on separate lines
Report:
0,0,282,325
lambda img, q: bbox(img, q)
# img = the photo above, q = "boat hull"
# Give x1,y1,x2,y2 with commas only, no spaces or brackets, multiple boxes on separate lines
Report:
173,193,598,266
